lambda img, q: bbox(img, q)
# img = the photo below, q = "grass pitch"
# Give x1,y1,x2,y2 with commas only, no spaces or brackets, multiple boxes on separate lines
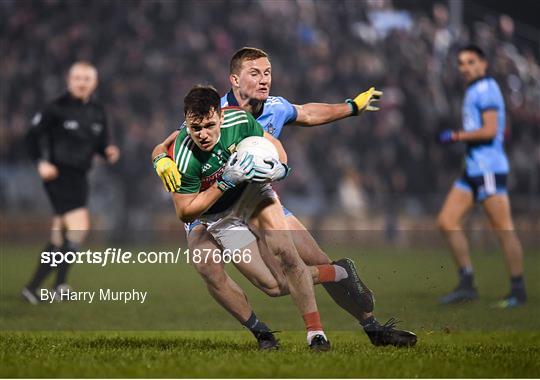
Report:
1,244,539,377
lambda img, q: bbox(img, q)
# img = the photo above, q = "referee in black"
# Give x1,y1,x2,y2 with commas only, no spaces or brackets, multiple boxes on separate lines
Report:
22,61,119,303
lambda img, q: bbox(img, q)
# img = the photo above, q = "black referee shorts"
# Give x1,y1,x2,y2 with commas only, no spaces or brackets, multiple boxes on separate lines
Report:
43,166,89,215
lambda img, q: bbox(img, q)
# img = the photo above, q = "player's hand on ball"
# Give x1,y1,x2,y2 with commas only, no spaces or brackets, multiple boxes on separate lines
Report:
349,87,383,114
37,160,59,182
252,157,290,182
220,152,255,189
154,155,181,192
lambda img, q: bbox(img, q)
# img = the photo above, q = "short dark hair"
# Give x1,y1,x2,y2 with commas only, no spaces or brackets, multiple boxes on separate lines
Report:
458,45,486,59
230,47,269,74
183,85,221,122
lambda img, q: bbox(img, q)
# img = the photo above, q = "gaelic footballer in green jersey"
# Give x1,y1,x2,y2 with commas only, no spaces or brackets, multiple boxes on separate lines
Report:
166,86,289,224
165,86,331,350
172,106,264,215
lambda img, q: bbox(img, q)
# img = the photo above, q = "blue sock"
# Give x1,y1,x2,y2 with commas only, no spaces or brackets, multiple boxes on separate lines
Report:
458,266,474,288
242,312,270,334
510,275,525,292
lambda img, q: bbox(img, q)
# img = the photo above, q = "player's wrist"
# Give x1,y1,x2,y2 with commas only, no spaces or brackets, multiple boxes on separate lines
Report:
216,177,236,192
152,153,169,169
345,99,359,116
277,163,291,181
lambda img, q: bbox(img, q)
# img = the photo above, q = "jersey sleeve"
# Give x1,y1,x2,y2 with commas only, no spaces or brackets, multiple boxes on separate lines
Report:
177,172,201,194
476,80,504,112
276,96,298,124
243,112,265,138
25,105,56,162
172,131,201,194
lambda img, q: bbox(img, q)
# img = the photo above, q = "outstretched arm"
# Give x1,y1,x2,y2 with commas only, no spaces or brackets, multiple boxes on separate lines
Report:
293,87,382,127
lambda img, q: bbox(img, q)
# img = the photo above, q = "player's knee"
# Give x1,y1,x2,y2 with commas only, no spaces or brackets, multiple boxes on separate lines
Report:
279,252,305,276
437,213,456,231
260,284,284,297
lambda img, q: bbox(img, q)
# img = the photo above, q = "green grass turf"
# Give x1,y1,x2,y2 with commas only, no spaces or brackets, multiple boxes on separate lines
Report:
1,244,539,377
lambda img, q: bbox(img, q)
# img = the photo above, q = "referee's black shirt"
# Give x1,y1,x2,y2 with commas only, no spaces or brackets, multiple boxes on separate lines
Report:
26,92,110,172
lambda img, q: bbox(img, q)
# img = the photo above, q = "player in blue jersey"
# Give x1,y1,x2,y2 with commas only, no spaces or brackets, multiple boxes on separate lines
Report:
153,47,416,348
436,45,526,308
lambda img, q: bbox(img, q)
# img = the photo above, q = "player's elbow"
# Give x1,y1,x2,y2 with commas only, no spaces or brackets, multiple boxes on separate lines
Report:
482,129,497,140
482,124,497,139
179,214,195,224
176,209,195,224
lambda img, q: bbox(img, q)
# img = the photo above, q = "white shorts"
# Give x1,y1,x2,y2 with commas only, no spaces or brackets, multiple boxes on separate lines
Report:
198,183,278,251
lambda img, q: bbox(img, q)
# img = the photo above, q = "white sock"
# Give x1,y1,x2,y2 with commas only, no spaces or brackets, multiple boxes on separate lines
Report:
307,330,327,345
333,265,348,282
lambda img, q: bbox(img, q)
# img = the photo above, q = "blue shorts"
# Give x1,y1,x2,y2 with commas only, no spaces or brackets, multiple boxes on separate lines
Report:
185,206,294,235
454,172,507,202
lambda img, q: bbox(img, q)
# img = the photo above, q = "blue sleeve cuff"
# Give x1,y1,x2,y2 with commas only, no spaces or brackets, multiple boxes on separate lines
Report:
479,106,499,112
287,104,298,124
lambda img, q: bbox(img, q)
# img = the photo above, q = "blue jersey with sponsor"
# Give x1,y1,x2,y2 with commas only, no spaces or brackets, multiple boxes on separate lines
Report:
221,90,297,138
462,76,508,175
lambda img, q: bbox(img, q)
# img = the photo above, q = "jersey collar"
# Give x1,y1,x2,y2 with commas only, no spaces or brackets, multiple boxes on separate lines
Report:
226,89,265,119
226,90,239,106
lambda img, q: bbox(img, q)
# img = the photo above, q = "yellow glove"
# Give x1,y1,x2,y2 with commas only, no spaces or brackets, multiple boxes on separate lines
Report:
347,87,383,114
153,154,181,192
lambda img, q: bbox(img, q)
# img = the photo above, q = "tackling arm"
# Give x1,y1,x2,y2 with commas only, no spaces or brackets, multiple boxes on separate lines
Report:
293,87,382,127
152,130,181,192
293,103,351,127
151,130,179,161
263,132,287,164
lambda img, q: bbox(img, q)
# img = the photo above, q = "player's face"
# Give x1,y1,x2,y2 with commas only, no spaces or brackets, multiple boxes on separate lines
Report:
234,57,272,102
458,51,487,83
186,109,223,151
67,65,98,101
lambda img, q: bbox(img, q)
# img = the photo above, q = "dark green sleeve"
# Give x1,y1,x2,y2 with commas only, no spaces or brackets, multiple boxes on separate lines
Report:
177,173,201,194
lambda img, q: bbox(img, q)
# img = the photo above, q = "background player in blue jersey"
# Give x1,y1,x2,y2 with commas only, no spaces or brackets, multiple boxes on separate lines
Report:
436,45,526,308
153,47,416,348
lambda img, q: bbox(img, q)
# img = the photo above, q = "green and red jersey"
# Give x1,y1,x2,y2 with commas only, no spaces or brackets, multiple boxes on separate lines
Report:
169,107,264,214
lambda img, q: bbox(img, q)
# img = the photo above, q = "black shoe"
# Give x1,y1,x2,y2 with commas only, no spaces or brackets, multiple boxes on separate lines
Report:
493,290,527,309
334,258,374,312
364,318,417,347
254,330,279,350
21,287,40,305
439,285,478,304
309,334,331,351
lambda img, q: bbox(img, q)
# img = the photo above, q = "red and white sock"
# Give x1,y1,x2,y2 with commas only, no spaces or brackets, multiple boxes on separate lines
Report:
306,330,328,345
303,311,327,345
316,264,348,283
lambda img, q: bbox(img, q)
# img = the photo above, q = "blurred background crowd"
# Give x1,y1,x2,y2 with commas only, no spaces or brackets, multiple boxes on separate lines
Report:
1,0,539,238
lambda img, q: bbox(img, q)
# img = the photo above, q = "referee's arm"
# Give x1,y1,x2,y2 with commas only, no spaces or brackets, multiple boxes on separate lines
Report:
25,107,58,181
25,108,54,163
